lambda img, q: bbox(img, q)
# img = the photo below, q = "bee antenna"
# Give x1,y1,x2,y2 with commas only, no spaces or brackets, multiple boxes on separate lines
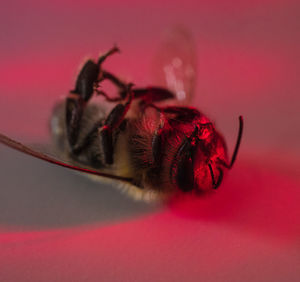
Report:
229,116,244,169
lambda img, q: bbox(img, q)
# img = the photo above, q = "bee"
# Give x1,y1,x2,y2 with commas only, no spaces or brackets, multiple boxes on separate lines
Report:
0,31,243,201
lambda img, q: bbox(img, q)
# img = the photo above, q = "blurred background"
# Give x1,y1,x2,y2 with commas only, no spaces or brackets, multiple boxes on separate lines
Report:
0,0,299,281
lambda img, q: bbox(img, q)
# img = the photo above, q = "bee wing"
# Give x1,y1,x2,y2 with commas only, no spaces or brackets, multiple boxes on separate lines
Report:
152,26,197,104
0,133,133,183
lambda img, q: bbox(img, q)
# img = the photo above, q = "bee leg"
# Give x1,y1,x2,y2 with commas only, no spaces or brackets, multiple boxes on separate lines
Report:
97,46,120,66
101,71,127,94
151,125,163,168
97,72,175,104
151,113,168,168
71,47,120,102
98,85,133,165
142,105,201,125
94,89,124,102
160,106,201,122
66,47,120,149
65,48,119,149
170,127,199,192
132,87,175,104
95,70,128,102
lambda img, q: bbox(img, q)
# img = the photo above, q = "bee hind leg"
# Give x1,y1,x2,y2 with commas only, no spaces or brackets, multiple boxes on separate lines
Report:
95,70,128,102
66,46,120,149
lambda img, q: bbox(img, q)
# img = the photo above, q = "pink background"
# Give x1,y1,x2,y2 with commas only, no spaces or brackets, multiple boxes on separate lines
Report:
0,0,299,281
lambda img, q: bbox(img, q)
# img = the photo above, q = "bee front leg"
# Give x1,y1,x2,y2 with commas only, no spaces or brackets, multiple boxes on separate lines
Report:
170,126,199,192
151,113,169,168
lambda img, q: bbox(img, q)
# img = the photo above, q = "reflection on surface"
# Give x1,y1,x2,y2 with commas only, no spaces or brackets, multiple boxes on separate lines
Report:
0,147,159,229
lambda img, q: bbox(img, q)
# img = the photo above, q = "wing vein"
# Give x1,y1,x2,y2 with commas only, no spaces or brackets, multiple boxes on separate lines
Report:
0,133,132,182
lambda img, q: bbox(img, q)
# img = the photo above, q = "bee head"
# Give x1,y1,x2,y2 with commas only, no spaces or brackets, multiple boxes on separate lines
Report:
172,124,226,192
173,116,243,192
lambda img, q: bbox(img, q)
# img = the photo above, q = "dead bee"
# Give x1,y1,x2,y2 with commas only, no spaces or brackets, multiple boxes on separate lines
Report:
0,33,243,201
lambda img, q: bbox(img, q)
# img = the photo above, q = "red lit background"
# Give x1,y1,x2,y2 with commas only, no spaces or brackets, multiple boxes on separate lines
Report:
0,0,299,281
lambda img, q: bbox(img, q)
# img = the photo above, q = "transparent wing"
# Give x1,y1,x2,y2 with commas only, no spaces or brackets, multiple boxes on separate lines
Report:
0,133,133,183
152,26,197,104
